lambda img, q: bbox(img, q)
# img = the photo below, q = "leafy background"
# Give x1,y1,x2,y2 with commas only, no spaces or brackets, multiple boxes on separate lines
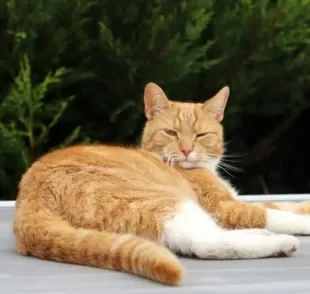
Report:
1,0,310,200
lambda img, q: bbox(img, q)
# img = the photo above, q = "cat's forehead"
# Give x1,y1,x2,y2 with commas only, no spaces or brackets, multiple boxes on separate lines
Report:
163,102,219,132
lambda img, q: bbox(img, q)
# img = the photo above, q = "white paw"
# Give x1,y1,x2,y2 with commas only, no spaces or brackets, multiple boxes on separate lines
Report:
272,234,300,257
267,209,310,235
192,232,300,260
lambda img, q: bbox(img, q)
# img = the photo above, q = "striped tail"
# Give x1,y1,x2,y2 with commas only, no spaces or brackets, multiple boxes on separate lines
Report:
13,211,184,285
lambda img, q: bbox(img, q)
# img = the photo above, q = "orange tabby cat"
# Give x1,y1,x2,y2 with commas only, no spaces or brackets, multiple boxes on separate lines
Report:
12,83,308,286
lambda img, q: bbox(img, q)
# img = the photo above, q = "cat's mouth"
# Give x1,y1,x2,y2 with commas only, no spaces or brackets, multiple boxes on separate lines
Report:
164,152,220,171
161,151,207,168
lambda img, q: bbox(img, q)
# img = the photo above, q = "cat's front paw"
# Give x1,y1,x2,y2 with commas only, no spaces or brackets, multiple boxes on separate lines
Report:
271,234,300,257
266,209,310,235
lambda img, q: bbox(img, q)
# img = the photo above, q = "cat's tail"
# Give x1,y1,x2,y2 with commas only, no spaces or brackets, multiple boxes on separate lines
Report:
13,210,184,286
251,201,310,215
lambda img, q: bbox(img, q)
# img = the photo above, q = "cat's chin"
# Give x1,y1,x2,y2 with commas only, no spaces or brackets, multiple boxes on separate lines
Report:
177,160,199,169
177,159,220,173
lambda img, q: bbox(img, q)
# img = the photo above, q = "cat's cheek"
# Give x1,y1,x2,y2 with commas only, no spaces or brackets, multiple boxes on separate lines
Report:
152,135,170,148
203,143,217,152
216,145,224,155
199,137,217,149
203,138,224,156
205,134,218,145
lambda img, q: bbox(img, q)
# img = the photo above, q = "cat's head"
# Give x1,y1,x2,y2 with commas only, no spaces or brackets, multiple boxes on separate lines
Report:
140,82,229,171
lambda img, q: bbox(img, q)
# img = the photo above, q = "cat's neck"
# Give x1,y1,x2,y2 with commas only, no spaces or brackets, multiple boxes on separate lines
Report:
177,157,239,199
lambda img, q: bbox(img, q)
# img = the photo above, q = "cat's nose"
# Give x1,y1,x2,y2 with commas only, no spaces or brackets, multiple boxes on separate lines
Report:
180,146,192,157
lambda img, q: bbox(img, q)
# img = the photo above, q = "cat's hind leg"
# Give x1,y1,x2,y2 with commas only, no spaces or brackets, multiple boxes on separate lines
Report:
163,200,300,259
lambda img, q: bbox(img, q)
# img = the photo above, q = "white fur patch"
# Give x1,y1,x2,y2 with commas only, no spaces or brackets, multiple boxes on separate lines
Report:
266,209,310,235
178,161,197,169
163,200,221,255
163,200,300,259
187,152,197,162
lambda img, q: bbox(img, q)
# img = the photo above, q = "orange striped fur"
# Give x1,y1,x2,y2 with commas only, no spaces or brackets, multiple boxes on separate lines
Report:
13,82,307,286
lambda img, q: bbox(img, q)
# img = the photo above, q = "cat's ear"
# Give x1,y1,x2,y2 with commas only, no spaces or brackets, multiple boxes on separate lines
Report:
203,86,230,122
144,83,170,119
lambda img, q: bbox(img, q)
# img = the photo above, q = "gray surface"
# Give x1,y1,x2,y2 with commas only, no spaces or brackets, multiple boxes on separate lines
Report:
1,207,310,294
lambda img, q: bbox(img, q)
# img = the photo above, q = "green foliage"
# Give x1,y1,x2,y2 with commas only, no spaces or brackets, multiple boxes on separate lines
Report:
1,0,310,199
0,55,80,199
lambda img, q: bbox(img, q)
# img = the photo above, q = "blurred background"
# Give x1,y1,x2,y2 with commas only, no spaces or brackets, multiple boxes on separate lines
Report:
0,0,309,201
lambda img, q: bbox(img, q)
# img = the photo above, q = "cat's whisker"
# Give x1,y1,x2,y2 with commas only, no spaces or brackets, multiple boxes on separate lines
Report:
223,137,236,146
221,153,247,158
201,154,211,163
161,150,174,166
167,156,173,167
170,158,176,168
221,158,242,163
219,161,243,173
217,164,237,178
165,152,177,168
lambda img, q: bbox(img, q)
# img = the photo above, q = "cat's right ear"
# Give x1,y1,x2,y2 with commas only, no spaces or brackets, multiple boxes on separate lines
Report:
144,83,170,119
203,86,230,122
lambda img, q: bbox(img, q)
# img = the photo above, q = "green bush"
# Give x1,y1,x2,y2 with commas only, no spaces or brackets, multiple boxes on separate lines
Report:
1,0,310,200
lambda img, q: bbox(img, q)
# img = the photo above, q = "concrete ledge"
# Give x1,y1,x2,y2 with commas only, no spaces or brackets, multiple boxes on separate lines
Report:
2,205,310,293
238,194,310,202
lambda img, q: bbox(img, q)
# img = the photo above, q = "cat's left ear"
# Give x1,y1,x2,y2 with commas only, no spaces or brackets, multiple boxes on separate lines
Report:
203,86,230,122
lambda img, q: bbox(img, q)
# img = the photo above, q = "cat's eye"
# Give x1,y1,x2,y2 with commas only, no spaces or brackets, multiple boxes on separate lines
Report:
164,129,177,136
196,132,209,138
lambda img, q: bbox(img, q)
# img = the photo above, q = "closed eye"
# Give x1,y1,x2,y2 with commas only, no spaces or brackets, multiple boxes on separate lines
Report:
196,132,209,138
164,129,178,136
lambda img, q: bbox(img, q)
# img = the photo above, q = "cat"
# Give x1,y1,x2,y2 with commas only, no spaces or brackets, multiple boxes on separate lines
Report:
12,82,308,286
140,83,310,230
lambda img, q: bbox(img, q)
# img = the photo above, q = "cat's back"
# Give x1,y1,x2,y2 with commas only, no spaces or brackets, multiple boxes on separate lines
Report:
19,144,193,200
32,144,174,179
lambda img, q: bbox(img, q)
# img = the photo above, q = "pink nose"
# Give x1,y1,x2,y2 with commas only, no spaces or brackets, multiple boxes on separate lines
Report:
180,147,192,157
